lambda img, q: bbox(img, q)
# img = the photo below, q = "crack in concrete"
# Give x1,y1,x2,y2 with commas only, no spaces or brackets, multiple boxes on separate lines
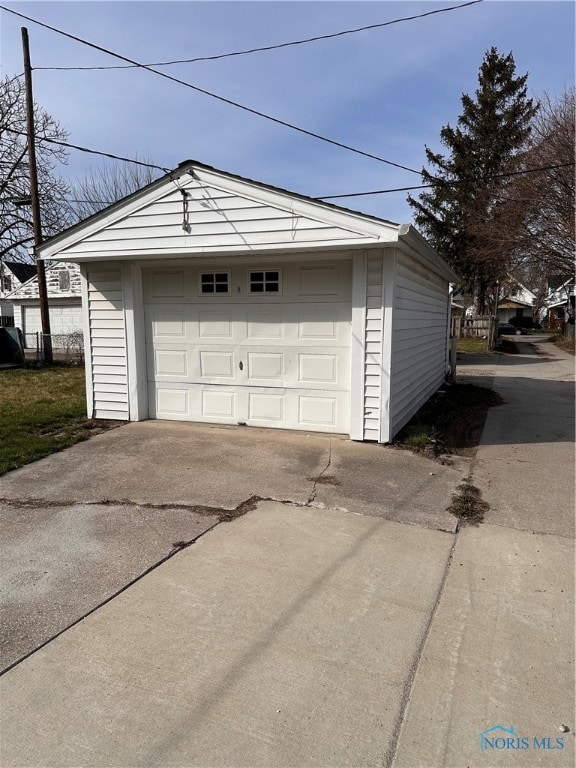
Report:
0,496,261,523
0,492,321,522
0,489,327,677
306,440,333,504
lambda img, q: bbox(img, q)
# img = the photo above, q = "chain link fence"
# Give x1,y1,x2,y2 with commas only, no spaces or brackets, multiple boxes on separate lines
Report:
23,331,84,364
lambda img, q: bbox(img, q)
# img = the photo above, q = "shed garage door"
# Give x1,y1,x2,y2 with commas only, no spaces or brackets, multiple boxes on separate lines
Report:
143,261,351,433
23,304,83,337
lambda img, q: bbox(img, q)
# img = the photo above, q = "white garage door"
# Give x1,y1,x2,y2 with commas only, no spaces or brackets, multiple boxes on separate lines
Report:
144,261,352,433
23,304,83,337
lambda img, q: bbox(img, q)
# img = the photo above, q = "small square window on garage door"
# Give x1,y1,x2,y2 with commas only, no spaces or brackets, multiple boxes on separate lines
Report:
199,271,230,295
248,269,281,294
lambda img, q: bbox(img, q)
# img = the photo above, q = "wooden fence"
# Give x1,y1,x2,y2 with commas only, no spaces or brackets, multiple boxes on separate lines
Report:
451,315,496,339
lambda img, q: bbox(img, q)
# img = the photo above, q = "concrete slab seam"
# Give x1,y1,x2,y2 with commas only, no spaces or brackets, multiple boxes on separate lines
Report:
472,518,576,541
385,531,459,768
0,486,343,677
0,517,225,677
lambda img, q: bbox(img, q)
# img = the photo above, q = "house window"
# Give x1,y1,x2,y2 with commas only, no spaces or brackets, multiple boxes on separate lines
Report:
248,270,281,294
1,275,12,292
59,271,70,291
199,271,230,295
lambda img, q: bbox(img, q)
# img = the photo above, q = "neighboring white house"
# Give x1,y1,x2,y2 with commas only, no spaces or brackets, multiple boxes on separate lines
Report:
497,279,536,325
6,262,82,342
543,277,575,330
37,160,458,442
0,260,37,326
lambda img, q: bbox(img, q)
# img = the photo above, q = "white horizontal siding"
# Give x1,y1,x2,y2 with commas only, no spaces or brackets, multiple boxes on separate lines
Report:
89,217,337,241
58,182,375,260
63,228,365,257
93,409,128,420
87,265,129,421
390,252,449,437
363,254,383,440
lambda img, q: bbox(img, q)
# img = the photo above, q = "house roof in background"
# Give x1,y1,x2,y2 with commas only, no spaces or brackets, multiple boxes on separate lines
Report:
3,261,37,284
548,275,575,291
5,262,81,301
498,298,533,309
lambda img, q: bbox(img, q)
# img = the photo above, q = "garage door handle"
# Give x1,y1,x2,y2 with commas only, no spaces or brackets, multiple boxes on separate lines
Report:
239,361,244,371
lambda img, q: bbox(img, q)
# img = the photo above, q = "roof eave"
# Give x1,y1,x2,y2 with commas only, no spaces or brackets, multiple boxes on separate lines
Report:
397,224,460,284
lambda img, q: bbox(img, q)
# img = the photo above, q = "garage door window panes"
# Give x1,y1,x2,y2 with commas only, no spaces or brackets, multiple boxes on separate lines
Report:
200,272,230,295
249,270,281,294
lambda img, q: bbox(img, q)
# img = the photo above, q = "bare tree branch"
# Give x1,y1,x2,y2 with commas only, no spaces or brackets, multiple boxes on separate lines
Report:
70,159,161,221
0,74,73,262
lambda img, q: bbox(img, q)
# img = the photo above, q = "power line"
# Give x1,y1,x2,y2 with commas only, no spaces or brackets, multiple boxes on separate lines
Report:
3,126,171,173
5,119,573,197
317,162,576,199
4,125,572,203
319,184,431,199
30,1,485,72
0,4,422,176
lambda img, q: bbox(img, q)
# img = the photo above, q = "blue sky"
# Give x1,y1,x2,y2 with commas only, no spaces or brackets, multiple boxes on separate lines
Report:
1,1,574,224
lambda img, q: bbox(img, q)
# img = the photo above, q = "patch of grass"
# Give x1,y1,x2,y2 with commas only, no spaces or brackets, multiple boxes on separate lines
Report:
554,334,575,355
0,365,118,476
397,422,439,451
457,337,489,354
447,479,489,526
528,328,560,335
395,383,504,459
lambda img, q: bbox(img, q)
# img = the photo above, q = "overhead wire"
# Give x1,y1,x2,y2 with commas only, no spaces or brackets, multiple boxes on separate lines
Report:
0,3,425,175
6,1,559,210
3,123,573,204
2,126,171,173
0,1,486,184
30,1,485,71
317,162,576,199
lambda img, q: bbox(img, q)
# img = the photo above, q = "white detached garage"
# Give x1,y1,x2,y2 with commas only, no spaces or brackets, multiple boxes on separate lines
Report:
37,161,458,443
7,262,83,341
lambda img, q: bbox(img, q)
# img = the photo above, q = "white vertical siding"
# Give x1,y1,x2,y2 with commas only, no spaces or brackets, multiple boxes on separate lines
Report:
389,250,449,437
349,254,367,440
86,264,129,420
363,253,384,441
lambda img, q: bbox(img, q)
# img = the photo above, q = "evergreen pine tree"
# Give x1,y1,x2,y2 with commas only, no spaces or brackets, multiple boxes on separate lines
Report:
408,48,537,312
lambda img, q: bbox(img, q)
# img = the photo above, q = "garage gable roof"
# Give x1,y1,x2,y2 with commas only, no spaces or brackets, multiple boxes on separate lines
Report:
38,160,402,262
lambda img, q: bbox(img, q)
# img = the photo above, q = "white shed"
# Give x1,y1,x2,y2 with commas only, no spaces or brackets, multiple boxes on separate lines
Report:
37,161,458,442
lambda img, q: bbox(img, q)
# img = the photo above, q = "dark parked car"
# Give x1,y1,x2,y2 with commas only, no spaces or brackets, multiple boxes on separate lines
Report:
498,323,527,336
0,327,25,366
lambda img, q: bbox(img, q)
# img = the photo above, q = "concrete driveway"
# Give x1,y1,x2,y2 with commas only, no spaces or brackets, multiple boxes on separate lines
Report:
0,338,574,768
1,501,456,768
0,422,461,671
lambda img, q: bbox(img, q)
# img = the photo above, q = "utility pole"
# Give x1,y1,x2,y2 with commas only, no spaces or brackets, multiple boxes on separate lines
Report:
22,26,52,364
